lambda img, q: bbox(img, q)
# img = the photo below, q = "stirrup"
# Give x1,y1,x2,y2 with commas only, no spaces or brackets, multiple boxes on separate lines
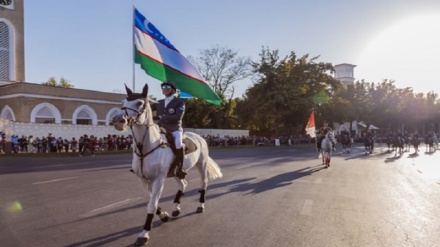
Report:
176,169,187,179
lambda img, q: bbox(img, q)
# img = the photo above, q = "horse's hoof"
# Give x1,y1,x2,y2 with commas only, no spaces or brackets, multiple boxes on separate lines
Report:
134,237,148,246
161,214,170,222
196,207,205,213
172,210,181,217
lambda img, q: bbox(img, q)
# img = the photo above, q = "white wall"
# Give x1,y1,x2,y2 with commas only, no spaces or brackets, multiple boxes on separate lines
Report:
0,118,249,139
185,128,249,137
0,118,129,139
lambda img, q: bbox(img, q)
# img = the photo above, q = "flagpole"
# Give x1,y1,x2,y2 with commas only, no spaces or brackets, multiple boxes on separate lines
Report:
132,5,136,91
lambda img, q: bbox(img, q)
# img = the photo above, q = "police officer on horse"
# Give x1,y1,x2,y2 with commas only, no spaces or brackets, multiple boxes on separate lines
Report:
151,81,187,179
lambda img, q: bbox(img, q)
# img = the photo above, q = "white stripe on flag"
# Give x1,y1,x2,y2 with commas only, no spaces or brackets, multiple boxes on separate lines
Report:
134,27,205,82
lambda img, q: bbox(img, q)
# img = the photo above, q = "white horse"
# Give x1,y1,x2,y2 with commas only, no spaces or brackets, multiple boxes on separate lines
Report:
321,131,336,167
112,83,223,246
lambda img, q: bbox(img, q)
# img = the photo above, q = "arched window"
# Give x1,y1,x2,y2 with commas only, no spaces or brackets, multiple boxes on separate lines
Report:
0,20,11,80
30,103,62,124
72,105,97,125
106,108,121,126
0,105,15,121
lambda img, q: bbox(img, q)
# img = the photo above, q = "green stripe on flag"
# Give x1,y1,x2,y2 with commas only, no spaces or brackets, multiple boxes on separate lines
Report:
135,50,221,106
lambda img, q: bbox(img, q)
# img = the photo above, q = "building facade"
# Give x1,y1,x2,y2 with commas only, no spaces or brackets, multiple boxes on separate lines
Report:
0,0,131,139
0,82,129,139
0,0,25,82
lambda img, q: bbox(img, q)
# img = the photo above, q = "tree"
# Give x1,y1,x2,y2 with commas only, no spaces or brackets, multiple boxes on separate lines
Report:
41,77,74,88
241,48,341,137
188,45,252,99
186,45,252,129
59,77,74,88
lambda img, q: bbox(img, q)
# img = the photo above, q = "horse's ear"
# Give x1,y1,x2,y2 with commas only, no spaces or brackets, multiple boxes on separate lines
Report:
141,84,149,98
125,84,133,95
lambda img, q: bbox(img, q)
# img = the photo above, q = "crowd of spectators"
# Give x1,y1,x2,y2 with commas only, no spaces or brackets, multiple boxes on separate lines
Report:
0,132,133,155
0,131,327,155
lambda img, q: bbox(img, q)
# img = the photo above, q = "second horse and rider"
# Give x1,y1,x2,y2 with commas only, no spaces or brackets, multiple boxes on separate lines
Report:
316,121,336,153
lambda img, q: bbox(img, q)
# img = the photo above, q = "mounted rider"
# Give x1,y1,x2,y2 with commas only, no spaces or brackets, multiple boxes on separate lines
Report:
411,130,421,151
339,128,351,153
151,81,187,179
340,128,351,142
365,129,374,144
316,121,336,152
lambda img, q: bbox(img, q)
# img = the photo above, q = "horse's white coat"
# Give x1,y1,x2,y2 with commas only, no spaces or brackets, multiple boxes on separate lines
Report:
321,131,336,166
112,84,222,244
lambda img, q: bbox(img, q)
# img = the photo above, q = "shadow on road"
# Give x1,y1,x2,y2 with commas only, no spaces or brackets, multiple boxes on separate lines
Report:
384,155,403,163
64,226,139,247
208,165,326,197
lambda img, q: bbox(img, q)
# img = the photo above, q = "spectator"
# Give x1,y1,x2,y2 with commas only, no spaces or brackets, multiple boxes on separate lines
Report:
56,137,64,153
11,135,18,153
79,134,95,157
70,137,78,152
63,139,70,153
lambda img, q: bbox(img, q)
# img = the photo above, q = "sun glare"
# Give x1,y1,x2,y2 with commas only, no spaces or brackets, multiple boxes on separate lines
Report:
356,15,440,94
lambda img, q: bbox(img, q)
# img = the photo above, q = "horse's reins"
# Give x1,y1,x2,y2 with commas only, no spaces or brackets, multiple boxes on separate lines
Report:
122,103,169,181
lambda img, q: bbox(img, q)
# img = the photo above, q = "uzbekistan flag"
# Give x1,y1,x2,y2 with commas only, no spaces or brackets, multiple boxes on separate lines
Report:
305,112,316,138
133,8,221,105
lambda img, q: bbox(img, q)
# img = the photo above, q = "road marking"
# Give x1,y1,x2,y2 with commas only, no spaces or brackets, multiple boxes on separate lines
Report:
301,199,313,215
32,176,79,185
235,164,255,169
315,178,322,184
81,197,143,217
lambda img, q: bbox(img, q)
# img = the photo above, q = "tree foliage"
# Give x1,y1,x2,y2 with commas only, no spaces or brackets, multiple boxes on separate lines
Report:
241,48,341,136
41,77,74,88
186,47,440,137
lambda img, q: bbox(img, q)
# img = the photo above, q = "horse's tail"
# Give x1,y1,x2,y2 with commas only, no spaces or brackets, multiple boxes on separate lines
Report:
206,156,223,181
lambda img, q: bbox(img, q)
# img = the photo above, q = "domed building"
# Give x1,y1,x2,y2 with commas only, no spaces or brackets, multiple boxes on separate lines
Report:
0,0,128,139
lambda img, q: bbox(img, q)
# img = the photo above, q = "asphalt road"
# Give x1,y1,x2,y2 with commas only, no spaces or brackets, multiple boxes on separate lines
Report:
1,143,440,247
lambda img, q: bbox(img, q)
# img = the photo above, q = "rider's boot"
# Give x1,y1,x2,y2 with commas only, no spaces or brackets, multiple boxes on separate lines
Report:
332,143,336,151
175,148,187,179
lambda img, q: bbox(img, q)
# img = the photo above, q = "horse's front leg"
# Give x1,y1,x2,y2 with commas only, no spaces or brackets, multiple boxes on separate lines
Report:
196,163,210,213
135,178,166,246
326,151,331,167
172,178,188,217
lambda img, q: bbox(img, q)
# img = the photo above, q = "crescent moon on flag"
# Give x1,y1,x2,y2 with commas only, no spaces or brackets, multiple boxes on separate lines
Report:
143,20,153,33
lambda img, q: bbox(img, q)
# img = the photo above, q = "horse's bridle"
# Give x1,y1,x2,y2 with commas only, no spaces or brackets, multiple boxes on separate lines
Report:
120,99,168,181
121,104,146,126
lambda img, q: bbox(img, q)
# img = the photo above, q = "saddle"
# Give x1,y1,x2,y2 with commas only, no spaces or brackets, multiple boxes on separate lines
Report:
158,127,197,177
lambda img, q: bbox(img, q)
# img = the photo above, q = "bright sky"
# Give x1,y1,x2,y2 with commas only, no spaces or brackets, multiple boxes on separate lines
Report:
24,0,440,99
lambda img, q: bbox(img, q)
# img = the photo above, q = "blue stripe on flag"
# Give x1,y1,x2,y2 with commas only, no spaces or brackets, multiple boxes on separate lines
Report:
134,8,177,51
